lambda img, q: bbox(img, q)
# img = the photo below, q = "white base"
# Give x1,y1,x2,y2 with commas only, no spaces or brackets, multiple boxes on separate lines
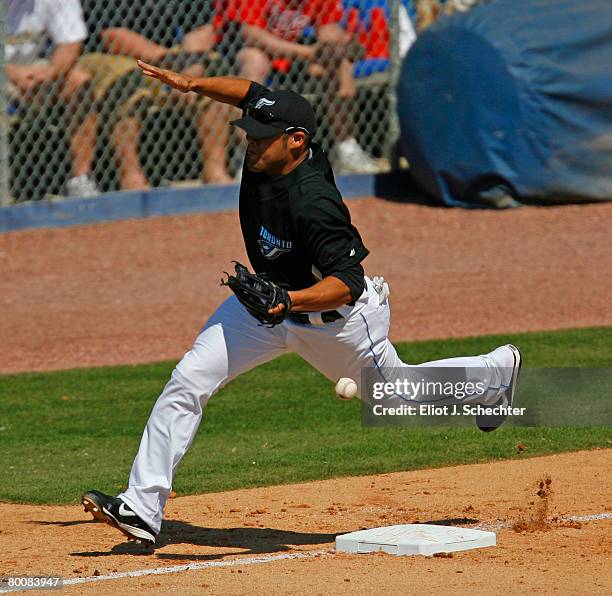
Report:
335,524,496,556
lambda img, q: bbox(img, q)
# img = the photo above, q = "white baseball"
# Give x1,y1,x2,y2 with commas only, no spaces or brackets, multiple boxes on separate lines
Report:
335,377,358,400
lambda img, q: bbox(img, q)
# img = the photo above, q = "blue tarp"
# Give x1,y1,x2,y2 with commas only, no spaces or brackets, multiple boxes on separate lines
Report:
397,0,612,206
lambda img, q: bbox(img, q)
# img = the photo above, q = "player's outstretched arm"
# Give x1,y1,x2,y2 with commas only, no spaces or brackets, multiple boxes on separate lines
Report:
284,276,353,314
137,60,252,106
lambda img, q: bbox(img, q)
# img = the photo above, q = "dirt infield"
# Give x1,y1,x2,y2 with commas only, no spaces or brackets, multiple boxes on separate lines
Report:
1,200,611,373
1,199,610,594
0,450,609,594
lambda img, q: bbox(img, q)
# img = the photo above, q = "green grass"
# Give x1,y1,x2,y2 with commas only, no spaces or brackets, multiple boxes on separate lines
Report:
0,327,610,505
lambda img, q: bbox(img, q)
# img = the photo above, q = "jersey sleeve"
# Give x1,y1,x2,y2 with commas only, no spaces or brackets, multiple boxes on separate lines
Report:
237,0,268,27
294,193,369,298
45,0,87,45
214,0,268,28
303,0,344,26
238,82,272,110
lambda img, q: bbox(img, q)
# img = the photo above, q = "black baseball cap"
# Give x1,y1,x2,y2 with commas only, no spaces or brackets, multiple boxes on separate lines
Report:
230,90,316,139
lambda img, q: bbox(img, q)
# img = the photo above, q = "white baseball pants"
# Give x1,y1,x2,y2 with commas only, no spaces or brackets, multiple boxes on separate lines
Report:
119,278,511,532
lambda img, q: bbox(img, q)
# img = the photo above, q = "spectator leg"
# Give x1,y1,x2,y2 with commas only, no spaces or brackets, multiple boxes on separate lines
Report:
110,115,150,190
60,65,98,178
182,24,216,54
338,57,356,100
182,63,233,184
312,25,355,144
237,47,271,84
196,102,234,184
314,25,383,171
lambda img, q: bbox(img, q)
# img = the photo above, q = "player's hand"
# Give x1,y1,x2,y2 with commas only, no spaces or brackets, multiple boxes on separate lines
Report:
137,60,191,93
267,302,287,317
268,290,295,317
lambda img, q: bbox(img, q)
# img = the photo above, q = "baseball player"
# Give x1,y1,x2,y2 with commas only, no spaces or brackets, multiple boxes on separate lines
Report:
83,61,522,546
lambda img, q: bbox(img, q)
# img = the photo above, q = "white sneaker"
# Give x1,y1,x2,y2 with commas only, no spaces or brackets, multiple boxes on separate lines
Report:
335,138,388,174
65,174,100,198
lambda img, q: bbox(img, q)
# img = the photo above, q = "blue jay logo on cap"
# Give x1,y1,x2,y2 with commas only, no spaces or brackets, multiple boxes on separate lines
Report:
255,98,276,109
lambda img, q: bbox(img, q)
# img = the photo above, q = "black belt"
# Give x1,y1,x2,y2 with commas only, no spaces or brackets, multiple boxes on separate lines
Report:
288,310,344,325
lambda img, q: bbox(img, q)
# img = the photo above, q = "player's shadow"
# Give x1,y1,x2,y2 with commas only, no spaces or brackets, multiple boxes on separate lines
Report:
66,519,337,560
157,521,336,561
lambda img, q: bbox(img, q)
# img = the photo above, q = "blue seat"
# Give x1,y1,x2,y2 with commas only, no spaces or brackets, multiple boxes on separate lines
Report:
341,0,417,77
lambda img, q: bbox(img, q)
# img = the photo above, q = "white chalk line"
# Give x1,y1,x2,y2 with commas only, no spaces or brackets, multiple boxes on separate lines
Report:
0,549,333,592
1,512,609,592
63,549,333,587
568,512,612,522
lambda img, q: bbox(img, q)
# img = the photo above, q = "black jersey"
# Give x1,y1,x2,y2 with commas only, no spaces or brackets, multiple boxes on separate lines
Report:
237,83,369,298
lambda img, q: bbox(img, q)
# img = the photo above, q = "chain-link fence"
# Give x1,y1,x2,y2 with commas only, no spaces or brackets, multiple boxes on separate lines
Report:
2,0,466,204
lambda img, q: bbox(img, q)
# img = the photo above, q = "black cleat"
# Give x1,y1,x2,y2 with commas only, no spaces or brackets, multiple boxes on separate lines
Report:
477,344,522,432
82,490,156,545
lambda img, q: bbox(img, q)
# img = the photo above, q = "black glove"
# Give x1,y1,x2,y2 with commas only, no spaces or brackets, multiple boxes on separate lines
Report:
221,262,292,327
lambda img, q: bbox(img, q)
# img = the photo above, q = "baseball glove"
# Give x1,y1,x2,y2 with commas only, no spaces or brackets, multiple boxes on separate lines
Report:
221,262,292,327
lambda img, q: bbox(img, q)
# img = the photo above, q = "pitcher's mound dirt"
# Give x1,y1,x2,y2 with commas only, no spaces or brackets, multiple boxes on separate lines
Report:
0,449,610,595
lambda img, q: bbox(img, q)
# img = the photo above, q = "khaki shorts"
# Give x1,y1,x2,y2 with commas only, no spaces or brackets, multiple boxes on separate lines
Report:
80,51,225,125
